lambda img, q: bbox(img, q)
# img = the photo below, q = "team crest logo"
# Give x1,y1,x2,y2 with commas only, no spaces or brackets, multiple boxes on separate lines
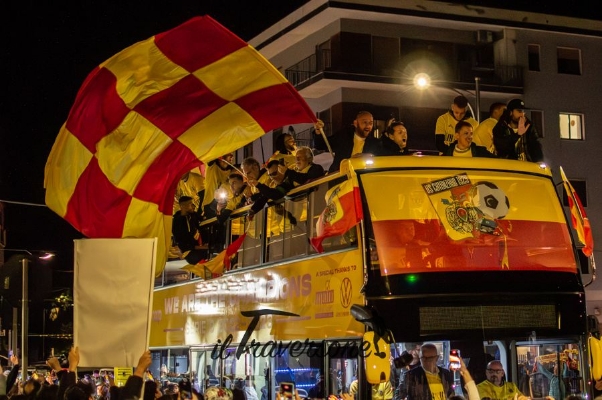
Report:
424,174,510,239
323,186,341,223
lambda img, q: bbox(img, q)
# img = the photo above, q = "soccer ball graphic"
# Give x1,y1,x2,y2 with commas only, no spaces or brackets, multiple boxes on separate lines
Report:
473,181,510,219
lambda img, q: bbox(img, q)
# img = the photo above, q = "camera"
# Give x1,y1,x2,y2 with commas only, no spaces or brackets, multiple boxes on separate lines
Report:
393,351,414,369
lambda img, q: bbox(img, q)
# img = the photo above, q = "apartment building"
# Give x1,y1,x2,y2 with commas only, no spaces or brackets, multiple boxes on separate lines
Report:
245,0,602,314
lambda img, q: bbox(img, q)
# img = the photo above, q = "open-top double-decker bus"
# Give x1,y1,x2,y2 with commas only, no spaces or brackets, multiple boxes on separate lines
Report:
149,155,595,400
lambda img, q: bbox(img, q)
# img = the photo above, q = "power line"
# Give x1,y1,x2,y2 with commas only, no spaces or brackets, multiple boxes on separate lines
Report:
0,199,47,207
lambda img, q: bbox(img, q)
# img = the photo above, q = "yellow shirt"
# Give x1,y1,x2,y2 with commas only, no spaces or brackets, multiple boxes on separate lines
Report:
435,113,479,147
173,170,205,213
268,151,297,168
472,117,498,153
477,380,524,400
352,134,366,156
371,382,393,400
202,162,232,208
425,370,446,400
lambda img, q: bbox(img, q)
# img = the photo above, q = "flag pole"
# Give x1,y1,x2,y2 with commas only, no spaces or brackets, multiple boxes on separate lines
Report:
317,127,333,158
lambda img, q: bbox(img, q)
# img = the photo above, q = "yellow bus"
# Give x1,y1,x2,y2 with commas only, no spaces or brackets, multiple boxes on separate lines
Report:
150,155,594,400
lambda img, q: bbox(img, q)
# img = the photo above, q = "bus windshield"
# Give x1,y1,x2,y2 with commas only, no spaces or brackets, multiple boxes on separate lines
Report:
361,169,576,275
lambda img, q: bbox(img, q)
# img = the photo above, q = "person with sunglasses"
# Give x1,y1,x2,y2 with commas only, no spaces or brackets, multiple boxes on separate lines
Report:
477,360,528,400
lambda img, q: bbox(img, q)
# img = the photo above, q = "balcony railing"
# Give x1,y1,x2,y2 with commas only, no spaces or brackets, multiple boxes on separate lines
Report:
285,49,523,90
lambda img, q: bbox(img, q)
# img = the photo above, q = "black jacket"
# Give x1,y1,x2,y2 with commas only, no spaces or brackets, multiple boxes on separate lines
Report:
314,126,379,173
172,212,202,252
287,163,325,183
442,142,497,158
395,366,454,400
493,117,543,162
367,134,412,156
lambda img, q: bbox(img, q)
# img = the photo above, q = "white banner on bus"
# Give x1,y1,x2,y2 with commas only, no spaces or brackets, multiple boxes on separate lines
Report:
74,238,156,367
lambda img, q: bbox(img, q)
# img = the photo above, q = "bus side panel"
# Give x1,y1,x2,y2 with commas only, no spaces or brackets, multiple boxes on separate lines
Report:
150,250,365,347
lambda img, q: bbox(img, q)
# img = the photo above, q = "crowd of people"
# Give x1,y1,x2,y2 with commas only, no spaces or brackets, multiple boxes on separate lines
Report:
170,96,544,267
0,348,266,400
0,348,164,400
1,345,594,400
391,344,587,400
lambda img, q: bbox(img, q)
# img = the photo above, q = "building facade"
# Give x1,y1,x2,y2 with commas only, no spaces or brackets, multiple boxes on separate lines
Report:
246,0,602,314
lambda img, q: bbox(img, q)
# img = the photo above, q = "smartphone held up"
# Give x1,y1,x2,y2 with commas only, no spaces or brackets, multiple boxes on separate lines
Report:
449,349,461,370
280,382,295,399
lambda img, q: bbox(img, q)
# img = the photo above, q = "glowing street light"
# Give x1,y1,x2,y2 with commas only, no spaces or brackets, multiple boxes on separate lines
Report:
413,73,431,90
412,72,481,122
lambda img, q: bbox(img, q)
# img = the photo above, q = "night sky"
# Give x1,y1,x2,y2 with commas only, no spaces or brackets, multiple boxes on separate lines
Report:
0,1,309,267
1,1,600,269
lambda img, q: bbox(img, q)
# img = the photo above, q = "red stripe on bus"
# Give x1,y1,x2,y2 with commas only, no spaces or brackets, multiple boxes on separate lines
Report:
372,219,577,274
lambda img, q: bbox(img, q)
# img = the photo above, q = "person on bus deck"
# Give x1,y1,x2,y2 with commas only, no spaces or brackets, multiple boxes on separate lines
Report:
172,196,208,265
441,120,497,158
394,343,454,400
477,360,529,400
492,98,543,162
247,159,297,225
267,132,297,168
435,95,479,154
201,153,235,218
241,157,270,198
313,110,379,173
472,102,506,154
288,146,325,185
368,120,413,156
225,172,252,210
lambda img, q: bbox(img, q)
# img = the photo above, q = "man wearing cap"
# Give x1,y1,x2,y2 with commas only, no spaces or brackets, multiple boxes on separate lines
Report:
435,95,479,154
493,99,543,162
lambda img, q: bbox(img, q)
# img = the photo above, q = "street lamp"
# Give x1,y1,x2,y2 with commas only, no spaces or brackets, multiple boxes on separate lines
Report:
1,249,55,370
21,256,28,371
412,72,482,122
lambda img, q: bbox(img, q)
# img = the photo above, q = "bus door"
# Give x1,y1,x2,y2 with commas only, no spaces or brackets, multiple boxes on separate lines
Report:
150,348,190,389
513,339,584,400
192,345,269,399
324,339,362,399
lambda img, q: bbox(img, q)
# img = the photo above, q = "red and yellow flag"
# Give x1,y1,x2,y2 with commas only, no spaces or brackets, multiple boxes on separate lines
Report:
43,16,316,276
560,166,594,257
311,180,363,253
182,233,247,276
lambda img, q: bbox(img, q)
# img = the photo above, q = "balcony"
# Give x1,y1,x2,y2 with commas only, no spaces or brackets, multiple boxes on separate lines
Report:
285,49,523,95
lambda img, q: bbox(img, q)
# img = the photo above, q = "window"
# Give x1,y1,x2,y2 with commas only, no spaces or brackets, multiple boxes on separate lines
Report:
528,44,540,72
372,36,400,76
530,110,544,138
559,113,584,140
557,47,581,75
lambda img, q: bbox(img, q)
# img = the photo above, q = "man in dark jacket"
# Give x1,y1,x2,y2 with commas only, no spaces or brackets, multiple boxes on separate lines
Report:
172,196,207,264
368,121,413,156
442,121,497,158
493,98,543,162
313,111,379,173
395,343,454,400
